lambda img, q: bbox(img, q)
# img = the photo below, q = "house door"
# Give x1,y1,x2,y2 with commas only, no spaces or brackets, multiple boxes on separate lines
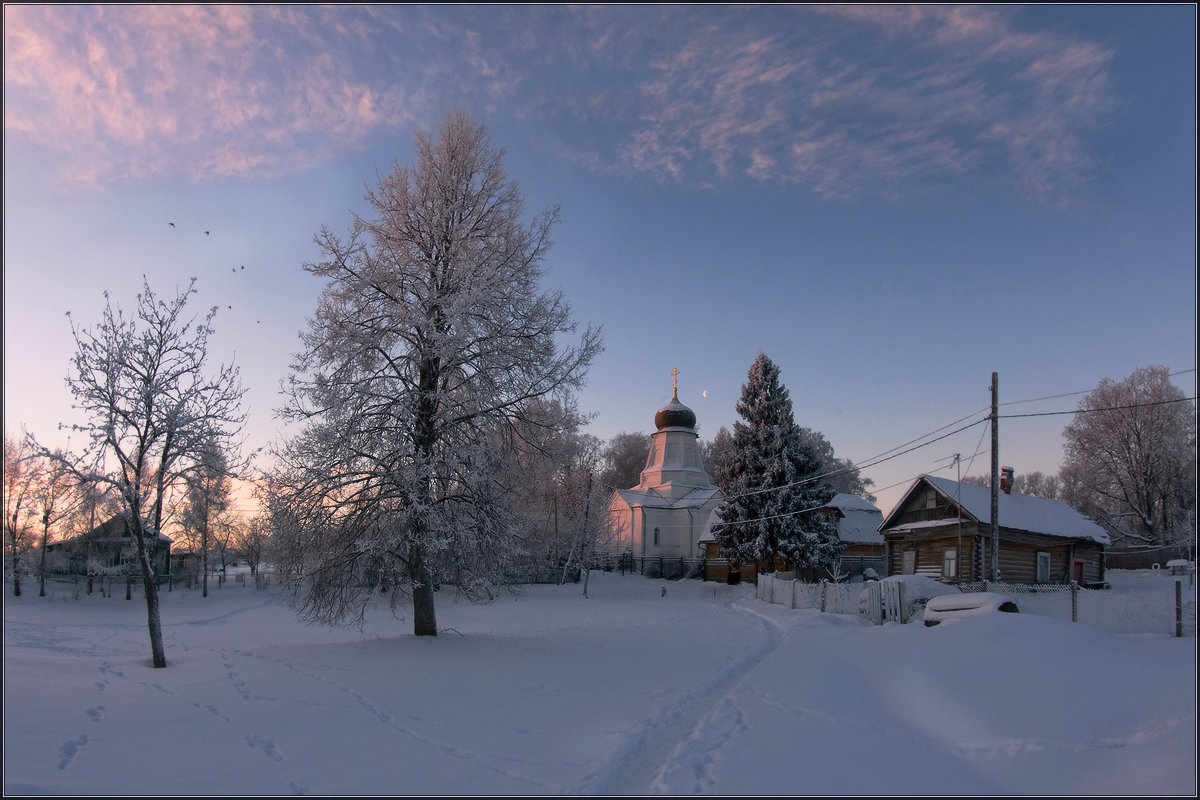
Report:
1072,559,1085,585
902,550,916,575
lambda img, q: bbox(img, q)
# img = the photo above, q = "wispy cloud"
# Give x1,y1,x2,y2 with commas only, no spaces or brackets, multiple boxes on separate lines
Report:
536,5,1115,205
4,5,1117,205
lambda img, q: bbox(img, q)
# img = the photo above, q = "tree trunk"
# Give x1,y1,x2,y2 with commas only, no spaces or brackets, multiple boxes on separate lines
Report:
38,521,48,597
130,521,167,667
202,516,209,598
410,541,438,636
141,574,167,668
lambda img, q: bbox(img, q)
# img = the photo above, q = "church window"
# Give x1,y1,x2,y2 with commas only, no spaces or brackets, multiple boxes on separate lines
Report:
653,527,660,546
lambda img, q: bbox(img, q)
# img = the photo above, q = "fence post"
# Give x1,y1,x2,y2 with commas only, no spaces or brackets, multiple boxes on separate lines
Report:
820,579,828,613
791,578,797,609
1070,581,1079,623
1176,580,1183,638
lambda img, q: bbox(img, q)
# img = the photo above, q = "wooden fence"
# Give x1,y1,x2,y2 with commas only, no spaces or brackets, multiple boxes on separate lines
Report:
754,572,1197,636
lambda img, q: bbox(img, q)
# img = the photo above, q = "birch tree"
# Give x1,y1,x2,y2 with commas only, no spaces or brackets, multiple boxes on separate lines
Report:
271,110,601,636
50,278,246,667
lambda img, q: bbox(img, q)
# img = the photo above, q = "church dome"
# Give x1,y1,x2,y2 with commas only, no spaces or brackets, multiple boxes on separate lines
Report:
654,390,697,431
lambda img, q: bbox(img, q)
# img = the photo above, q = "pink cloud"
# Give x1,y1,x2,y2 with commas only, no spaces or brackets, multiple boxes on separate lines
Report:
3,5,414,191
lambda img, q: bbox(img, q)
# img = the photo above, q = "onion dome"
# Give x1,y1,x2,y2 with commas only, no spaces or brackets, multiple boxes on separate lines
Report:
654,388,697,431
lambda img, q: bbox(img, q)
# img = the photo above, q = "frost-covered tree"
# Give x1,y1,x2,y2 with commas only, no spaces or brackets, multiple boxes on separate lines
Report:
1060,366,1195,549
48,278,246,667
699,425,736,487
181,441,232,597
712,353,842,572
271,110,601,636
709,424,874,503
4,434,40,596
32,450,86,597
797,428,876,503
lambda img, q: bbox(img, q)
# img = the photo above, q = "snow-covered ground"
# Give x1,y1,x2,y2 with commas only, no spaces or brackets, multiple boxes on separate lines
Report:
3,569,1196,795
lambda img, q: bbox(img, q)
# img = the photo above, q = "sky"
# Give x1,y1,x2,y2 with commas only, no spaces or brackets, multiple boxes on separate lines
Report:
3,567,1196,795
3,5,1196,517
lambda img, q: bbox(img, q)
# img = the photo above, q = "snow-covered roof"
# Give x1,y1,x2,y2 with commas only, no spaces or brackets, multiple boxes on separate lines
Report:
826,493,884,545
885,476,1110,545
825,493,880,514
697,493,885,545
613,486,721,511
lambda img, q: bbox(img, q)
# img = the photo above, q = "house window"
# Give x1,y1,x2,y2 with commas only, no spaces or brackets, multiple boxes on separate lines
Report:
902,550,916,575
925,491,937,510
1036,551,1051,583
942,548,958,579
653,528,660,546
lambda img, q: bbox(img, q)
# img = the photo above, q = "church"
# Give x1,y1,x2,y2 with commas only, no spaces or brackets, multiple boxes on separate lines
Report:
606,370,723,577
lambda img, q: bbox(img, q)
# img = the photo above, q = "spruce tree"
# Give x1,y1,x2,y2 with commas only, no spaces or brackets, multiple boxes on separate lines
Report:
713,352,842,573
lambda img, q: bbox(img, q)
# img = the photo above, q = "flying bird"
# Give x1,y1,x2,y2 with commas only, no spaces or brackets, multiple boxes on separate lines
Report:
205,231,211,236
168,222,175,228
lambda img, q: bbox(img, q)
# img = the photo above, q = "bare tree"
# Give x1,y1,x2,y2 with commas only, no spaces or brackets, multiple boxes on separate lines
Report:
4,434,41,596
700,426,736,488
271,110,601,636
47,277,246,667
1060,366,1196,550
597,432,650,493
32,449,87,597
962,470,1061,499
230,512,270,578
181,441,232,597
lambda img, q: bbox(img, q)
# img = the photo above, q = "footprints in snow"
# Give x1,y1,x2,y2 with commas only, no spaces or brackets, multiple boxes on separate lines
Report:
193,701,232,722
246,734,284,761
57,735,88,770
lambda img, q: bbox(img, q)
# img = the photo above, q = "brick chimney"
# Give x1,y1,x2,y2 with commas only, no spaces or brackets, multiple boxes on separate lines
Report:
1001,466,1014,494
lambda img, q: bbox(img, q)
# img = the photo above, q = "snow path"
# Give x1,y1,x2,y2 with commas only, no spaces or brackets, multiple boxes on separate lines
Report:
585,591,784,795
643,597,786,794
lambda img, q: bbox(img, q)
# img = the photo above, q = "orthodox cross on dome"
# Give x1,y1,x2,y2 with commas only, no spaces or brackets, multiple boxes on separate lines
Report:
671,367,679,398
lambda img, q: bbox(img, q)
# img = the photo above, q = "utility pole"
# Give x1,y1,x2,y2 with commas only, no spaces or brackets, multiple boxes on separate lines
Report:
954,453,962,583
990,371,1000,582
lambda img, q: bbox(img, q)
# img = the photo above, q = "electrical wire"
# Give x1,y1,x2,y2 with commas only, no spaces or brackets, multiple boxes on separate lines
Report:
999,395,1196,419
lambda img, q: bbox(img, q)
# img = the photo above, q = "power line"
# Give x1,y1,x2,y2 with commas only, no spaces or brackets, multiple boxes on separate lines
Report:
999,395,1196,419
721,417,989,502
998,368,1195,407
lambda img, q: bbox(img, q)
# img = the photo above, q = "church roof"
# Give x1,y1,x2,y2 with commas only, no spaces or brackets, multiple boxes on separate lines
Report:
613,485,721,511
